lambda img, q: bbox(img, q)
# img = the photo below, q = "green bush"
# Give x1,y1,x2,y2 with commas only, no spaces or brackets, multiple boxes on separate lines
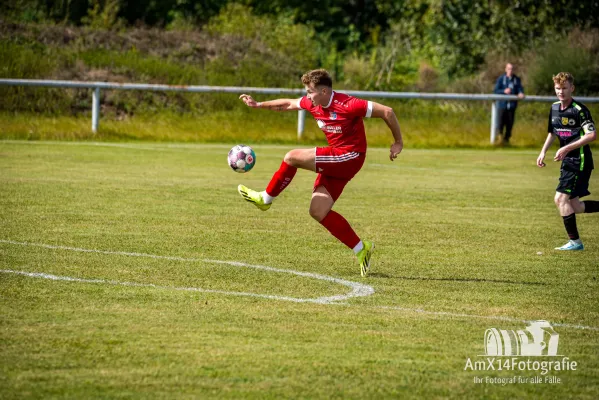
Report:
527,32,599,95
0,41,72,113
77,48,206,85
205,3,319,86
81,0,124,30
1,17,598,134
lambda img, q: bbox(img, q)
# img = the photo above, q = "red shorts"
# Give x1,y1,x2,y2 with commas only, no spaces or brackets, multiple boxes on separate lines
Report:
313,147,366,201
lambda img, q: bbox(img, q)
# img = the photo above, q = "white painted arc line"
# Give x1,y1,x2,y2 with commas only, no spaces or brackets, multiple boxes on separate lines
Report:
0,270,335,304
0,239,374,304
1,239,598,332
3,268,598,332
204,259,374,303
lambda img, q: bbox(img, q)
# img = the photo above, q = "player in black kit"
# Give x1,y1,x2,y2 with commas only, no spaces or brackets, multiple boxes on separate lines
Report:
537,72,598,251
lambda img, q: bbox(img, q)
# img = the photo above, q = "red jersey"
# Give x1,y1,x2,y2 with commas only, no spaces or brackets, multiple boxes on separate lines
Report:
297,91,373,152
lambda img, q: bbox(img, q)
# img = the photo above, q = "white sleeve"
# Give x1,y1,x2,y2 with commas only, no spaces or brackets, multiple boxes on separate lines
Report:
297,98,304,110
365,101,373,118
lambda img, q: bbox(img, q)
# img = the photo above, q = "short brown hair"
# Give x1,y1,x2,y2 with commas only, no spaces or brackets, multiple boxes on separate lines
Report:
301,69,333,88
553,72,574,86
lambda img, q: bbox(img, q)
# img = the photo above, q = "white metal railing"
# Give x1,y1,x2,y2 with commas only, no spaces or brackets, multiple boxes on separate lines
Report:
2,78,599,144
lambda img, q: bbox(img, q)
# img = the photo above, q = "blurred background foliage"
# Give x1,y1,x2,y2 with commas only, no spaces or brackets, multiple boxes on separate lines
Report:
1,0,598,120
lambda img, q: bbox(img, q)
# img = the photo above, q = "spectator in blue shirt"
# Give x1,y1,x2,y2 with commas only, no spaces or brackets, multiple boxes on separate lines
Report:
494,63,525,145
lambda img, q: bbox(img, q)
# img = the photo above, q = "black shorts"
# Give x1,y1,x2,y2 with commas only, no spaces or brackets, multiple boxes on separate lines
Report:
556,163,592,198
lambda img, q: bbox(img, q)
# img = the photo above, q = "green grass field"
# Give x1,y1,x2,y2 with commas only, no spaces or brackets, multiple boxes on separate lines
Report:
1,141,598,399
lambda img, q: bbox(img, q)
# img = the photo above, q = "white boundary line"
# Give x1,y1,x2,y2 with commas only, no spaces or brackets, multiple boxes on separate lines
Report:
1,239,598,331
0,140,299,152
0,140,542,154
375,306,599,331
0,239,373,304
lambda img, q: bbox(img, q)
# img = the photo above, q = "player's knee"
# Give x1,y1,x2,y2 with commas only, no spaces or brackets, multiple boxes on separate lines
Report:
554,193,567,207
554,193,577,211
283,151,298,167
309,204,328,222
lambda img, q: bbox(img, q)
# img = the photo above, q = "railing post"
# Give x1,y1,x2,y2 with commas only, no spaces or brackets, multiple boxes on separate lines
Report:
297,109,305,140
92,87,100,133
490,101,497,144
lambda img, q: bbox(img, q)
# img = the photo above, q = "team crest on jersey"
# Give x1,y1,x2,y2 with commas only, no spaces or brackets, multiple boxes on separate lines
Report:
330,112,337,120
561,117,569,125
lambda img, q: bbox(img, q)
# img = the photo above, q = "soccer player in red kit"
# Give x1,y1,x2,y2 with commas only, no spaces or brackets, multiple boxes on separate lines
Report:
238,69,403,276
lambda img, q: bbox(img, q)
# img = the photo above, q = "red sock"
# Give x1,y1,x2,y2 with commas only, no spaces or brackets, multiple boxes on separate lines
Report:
319,210,360,249
266,161,297,197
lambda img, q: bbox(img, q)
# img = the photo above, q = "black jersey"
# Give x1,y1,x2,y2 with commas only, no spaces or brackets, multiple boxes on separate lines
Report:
547,99,595,170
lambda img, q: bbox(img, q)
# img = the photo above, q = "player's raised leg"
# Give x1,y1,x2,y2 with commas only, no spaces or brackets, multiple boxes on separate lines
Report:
582,199,599,213
238,148,316,210
310,186,374,276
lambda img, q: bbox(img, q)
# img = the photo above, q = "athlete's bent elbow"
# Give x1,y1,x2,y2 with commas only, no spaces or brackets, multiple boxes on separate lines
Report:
383,106,396,121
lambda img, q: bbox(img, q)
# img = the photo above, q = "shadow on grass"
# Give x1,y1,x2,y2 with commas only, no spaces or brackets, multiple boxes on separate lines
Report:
370,273,546,286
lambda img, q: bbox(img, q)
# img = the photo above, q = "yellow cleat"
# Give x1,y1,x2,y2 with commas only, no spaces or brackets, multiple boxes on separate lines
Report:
238,184,271,211
357,240,375,277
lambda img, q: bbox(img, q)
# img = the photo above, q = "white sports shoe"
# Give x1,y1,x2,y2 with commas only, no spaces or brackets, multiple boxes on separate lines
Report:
554,240,584,251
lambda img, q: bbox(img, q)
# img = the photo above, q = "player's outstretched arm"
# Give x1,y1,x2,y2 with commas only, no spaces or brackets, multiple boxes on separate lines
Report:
239,94,301,112
537,133,555,167
371,102,403,161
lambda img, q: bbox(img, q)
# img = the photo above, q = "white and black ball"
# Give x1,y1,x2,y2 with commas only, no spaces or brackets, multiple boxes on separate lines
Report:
228,145,256,173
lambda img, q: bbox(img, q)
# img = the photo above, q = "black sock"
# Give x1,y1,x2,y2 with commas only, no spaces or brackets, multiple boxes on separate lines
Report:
583,200,599,213
562,213,579,240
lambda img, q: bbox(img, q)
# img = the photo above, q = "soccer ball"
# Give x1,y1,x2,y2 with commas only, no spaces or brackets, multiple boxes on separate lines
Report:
228,144,256,173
